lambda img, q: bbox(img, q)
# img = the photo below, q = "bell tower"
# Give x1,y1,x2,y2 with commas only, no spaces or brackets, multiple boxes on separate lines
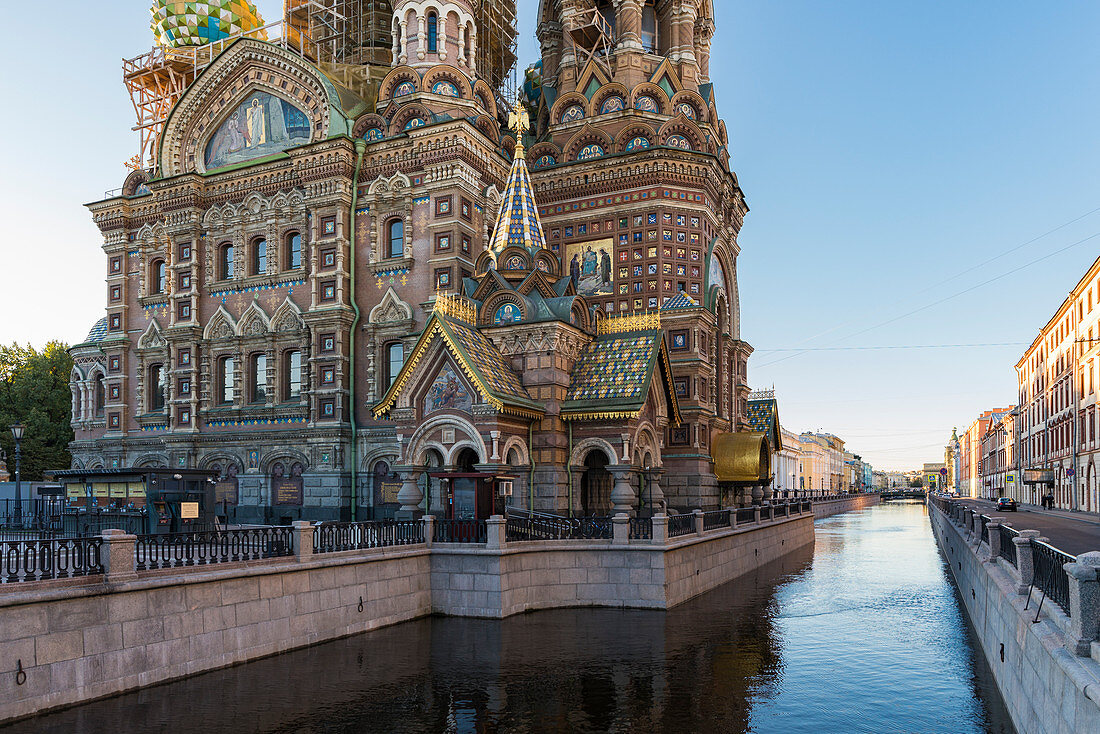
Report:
391,1,479,76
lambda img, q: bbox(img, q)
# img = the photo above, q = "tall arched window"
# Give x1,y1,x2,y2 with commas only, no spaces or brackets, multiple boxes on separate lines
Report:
285,232,302,270
218,356,235,405
219,243,235,280
150,260,167,295
251,238,267,276
250,353,268,403
641,3,658,52
384,342,404,388
283,350,302,401
148,364,165,412
427,13,438,52
387,219,404,259
95,376,106,417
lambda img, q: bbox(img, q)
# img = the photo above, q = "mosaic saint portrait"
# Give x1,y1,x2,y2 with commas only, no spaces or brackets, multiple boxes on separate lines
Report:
564,238,614,297
205,92,311,170
424,364,473,414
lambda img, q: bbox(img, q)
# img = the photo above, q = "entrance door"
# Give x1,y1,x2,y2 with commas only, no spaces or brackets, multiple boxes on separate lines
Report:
581,449,612,517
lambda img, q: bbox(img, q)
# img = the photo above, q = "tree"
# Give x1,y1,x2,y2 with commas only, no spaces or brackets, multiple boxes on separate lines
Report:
0,342,74,481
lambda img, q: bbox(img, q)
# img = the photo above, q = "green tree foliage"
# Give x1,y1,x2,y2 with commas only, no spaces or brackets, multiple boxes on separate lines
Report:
0,342,74,481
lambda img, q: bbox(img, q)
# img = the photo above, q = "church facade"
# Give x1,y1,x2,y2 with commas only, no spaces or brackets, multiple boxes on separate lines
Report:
68,0,756,523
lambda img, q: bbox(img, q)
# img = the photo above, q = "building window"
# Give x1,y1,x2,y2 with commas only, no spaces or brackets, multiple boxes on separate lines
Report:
150,260,167,295
250,353,268,403
641,3,657,52
219,243,235,280
387,219,404,258
286,232,302,270
148,364,165,412
385,342,404,388
427,13,438,52
218,356,235,405
283,350,302,401
95,376,106,417
251,238,267,276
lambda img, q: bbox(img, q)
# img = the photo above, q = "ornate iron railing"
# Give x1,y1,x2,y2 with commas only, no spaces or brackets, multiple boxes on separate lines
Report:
134,527,293,570
1,536,104,584
979,515,990,545
998,524,1019,567
668,514,694,538
702,509,730,531
433,519,488,544
735,507,756,525
1031,540,1073,617
628,517,652,540
774,504,789,518
313,520,424,553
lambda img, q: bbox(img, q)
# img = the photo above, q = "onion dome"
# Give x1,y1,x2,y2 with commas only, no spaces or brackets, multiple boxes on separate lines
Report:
151,1,267,48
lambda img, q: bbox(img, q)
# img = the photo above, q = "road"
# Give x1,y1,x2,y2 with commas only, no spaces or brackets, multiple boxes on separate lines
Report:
954,498,1100,556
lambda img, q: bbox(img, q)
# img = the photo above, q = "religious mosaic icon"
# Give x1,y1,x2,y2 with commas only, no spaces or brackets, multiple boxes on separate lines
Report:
205,92,311,170
425,364,473,414
565,238,614,296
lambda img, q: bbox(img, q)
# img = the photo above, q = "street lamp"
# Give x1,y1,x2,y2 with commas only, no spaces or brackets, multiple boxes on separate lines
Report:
10,424,25,525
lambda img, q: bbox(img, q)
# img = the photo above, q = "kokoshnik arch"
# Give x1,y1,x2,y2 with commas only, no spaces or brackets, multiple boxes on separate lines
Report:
68,0,763,524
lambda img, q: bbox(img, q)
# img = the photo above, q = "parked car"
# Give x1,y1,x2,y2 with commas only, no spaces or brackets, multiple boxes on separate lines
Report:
996,497,1018,512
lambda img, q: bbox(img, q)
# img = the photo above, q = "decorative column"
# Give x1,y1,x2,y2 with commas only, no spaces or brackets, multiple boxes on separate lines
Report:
616,0,643,51
394,465,423,519
399,20,409,64
1064,552,1100,656
647,469,666,515
417,15,426,60
608,464,637,516
437,16,447,61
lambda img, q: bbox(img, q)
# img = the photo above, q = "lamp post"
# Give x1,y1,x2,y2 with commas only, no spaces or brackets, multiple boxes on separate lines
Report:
10,424,25,526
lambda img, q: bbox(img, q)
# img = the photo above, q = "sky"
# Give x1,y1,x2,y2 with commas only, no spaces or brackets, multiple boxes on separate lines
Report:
1,1,1098,470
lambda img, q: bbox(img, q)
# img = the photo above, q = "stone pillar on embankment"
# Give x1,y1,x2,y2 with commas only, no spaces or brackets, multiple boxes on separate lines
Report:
927,497,1100,734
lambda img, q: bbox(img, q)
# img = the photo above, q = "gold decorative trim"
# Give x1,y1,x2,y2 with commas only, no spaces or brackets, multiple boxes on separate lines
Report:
598,310,661,335
562,410,642,422
432,292,478,324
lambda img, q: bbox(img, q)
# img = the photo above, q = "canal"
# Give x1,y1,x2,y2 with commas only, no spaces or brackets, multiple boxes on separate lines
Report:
5,501,1013,733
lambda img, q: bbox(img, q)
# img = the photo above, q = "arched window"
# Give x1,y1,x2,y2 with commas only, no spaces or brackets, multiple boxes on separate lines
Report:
219,243,235,280
641,3,658,52
427,13,438,52
150,260,167,295
285,232,302,270
95,376,106,417
384,341,404,388
250,353,268,403
283,350,302,401
218,356,235,405
148,364,165,412
251,238,267,276
387,219,404,259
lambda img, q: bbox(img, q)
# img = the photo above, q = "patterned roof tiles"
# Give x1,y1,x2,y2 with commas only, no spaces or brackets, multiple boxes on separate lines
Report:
566,332,661,405
660,292,700,311
488,148,547,255
84,318,109,344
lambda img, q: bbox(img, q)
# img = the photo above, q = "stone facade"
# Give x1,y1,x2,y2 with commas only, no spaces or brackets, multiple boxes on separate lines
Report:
69,0,751,521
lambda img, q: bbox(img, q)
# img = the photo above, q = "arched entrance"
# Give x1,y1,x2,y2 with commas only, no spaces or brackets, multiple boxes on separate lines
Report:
581,449,612,517
447,447,485,520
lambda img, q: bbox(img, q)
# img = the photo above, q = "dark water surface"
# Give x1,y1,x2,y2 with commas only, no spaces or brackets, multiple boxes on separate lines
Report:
5,502,1014,733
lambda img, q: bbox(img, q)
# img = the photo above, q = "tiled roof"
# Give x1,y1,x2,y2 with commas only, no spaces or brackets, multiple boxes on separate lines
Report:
661,292,699,311
440,317,535,406
488,147,547,254
84,317,109,343
565,332,662,410
746,397,783,451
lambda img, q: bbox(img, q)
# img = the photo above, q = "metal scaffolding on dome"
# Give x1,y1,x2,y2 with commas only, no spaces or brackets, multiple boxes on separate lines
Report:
474,0,519,105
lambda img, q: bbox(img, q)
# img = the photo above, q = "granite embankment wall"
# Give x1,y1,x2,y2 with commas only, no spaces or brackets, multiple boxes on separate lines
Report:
928,500,1100,734
0,511,814,724
812,492,880,519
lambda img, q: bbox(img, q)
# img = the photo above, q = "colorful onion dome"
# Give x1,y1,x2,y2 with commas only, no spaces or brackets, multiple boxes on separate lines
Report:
151,1,267,48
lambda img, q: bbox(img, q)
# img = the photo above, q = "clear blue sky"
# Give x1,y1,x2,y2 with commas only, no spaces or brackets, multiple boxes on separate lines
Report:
1,1,1097,470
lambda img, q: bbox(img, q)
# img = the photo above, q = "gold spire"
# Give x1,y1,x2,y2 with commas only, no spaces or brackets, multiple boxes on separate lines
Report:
508,97,530,155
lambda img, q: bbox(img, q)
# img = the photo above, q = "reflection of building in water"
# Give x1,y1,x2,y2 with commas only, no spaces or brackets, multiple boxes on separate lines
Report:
72,0,763,523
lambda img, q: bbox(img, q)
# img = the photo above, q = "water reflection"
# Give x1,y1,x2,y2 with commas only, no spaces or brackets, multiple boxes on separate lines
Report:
5,502,1013,733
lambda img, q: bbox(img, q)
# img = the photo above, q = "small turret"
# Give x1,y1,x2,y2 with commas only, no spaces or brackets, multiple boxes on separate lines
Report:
391,1,478,76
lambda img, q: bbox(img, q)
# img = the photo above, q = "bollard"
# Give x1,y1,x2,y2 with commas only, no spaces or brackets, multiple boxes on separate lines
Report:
100,529,137,582
727,507,737,529
1063,552,1100,657
693,509,704,536
486,515,506,550
292,520,313,561
612,513,630,545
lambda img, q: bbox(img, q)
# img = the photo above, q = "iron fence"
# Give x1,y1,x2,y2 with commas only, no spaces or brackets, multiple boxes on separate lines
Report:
629,517,652,540
998,525,1019,567
1,536,104,584
979,515,990,545
313,520,424,553
668,514,694,538
432,519,488,544
774,504,789,518
1031,540,1073,617
134,527,293,571
702,509,730,531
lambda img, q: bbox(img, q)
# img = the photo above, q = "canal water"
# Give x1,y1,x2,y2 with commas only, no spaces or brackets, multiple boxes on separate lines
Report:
5,501,1014,733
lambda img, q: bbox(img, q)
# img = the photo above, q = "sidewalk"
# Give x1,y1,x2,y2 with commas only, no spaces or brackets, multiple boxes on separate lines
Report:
955,497,1100,556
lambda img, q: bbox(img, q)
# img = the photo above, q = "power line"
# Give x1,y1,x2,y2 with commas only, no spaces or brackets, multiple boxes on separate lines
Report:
755,342,1028,353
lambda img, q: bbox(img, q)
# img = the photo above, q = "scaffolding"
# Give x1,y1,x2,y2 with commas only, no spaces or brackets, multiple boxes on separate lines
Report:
566,6,615,80
474,0,519,105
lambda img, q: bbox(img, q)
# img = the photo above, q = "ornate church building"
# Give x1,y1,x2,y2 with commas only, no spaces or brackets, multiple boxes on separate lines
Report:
69,0,756,523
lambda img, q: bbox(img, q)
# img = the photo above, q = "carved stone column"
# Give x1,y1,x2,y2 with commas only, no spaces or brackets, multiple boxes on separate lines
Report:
395,465,424,519
608,464,637,517
616,0,643,52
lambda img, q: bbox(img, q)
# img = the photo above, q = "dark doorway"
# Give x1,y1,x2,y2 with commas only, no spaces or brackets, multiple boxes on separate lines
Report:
581,449,612,517
447,448,490,520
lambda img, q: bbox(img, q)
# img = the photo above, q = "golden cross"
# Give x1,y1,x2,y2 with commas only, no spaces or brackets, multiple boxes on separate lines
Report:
508,98,530,137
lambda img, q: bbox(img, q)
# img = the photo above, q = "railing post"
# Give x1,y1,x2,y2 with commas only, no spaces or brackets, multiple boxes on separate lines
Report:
693,509,704,536
727,506,737,529
612,513,629,545
753,506,762,525
423,514,435,548
1063,552,1100,657
486,515,505,550
1012,530,1041,594
986,521,1002,560
292,520,313,561
651,513,668,545
100,529,137,582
